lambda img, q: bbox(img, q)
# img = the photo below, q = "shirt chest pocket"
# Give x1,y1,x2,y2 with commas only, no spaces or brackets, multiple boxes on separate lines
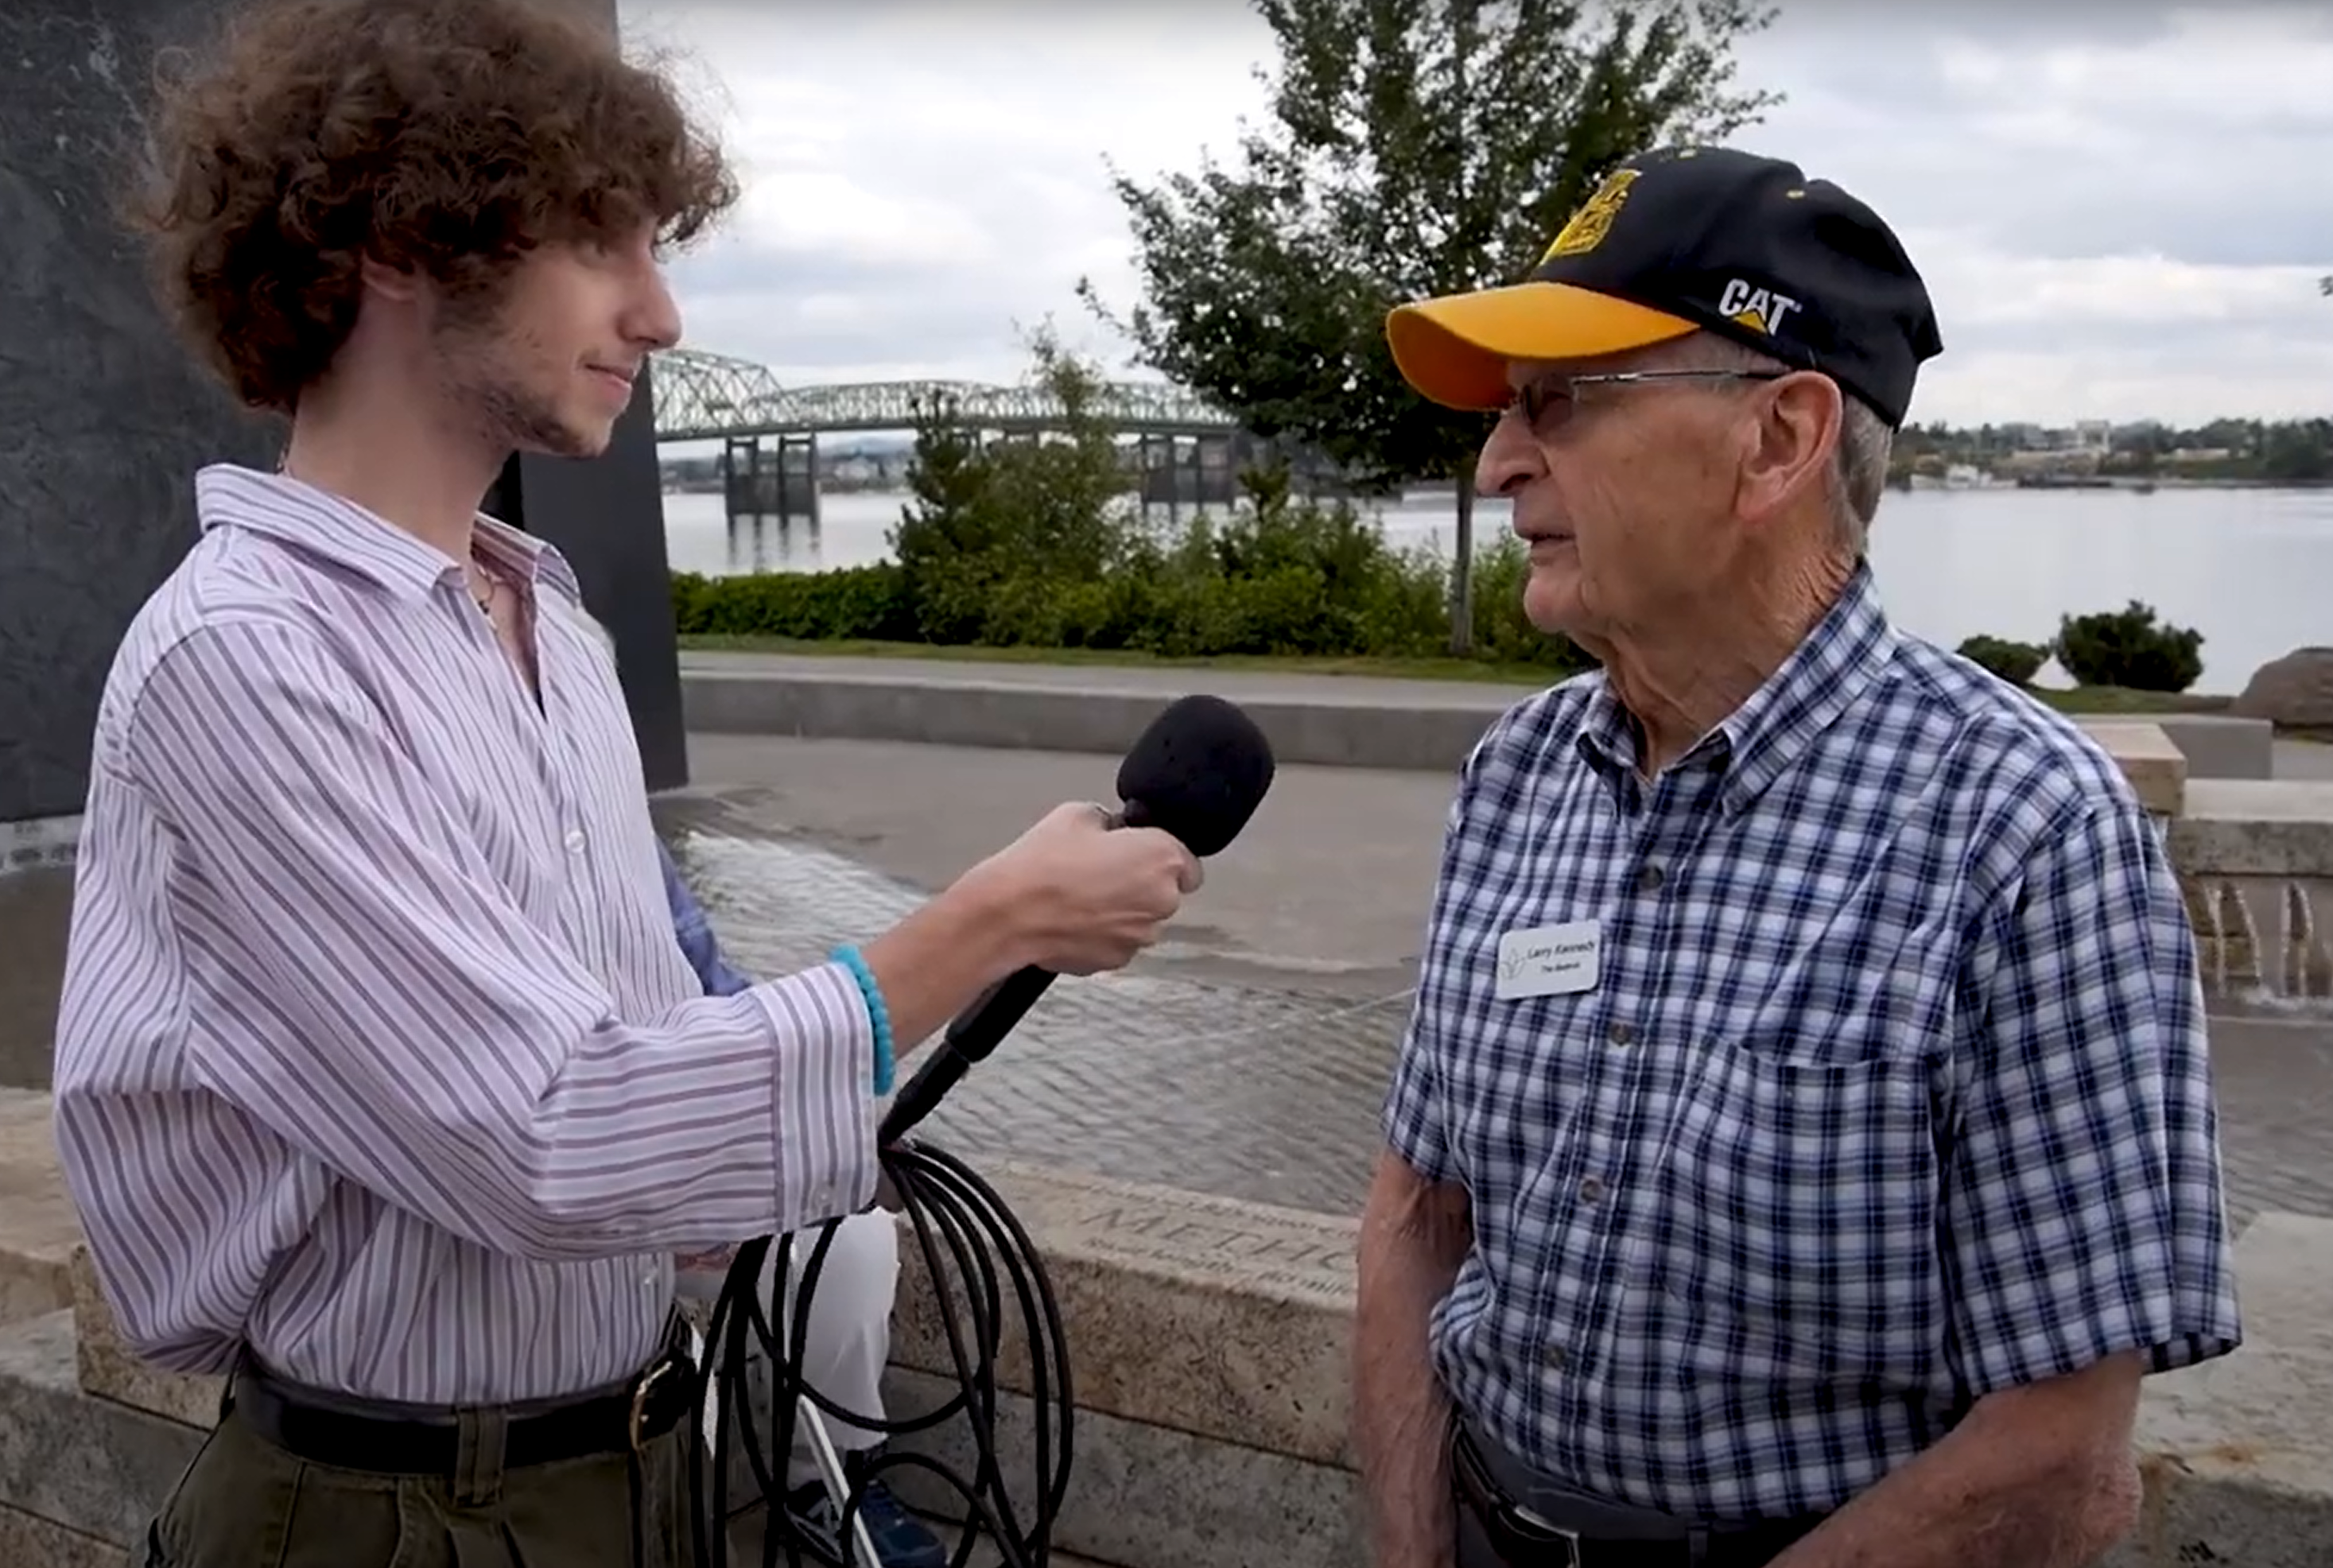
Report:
1628,1027,1949,1385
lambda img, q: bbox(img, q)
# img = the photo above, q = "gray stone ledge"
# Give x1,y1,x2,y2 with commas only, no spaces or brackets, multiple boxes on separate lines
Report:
2103,1211,2333,1568
0,1501,122,1568
878,1365,1363,1568
887,1160,1356,1469
30,1174,2333,1568
2174,780,2333,877
66,1247,221,1431
0,1312,200,1551
682,669,1504,774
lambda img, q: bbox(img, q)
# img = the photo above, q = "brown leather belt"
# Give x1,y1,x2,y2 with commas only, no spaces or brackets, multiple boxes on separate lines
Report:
1450,1422,1823,1568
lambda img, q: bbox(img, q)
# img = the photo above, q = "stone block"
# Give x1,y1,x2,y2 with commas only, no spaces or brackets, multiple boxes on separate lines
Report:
0,1091,79,1325
2076,719,2187,817
66,1247,220,1430
0,1502,122,1568
877,1366,1362,1568
2172,780,2333,879
887,1160,1357,1469
0,1311,201,1550
2154,715,2275,782
2099,1212,2333,1566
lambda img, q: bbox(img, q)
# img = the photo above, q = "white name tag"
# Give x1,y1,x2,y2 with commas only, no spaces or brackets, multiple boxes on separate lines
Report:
1495,918,1602,999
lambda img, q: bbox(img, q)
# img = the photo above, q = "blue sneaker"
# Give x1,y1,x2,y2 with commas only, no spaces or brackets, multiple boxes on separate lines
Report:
782,1469,949,1568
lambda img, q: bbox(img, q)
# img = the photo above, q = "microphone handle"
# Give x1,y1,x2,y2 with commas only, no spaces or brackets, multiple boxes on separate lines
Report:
877,965,1061,1146
875,794,1176,1146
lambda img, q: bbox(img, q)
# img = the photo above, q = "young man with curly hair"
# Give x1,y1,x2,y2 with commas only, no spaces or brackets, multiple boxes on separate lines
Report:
49,2,1201,1564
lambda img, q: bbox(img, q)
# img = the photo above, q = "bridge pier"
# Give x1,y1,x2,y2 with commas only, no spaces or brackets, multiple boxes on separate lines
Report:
1135,433,1251,522
723,433,821,526
1131,431,1362,522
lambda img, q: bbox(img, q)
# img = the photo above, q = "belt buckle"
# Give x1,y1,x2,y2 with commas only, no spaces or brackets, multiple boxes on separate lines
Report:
627,1356,678,1454
1512,1503,1584,1568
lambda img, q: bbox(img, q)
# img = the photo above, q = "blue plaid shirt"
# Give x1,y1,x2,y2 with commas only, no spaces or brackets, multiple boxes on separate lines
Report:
1384,563,2239,1522
659,840,751,999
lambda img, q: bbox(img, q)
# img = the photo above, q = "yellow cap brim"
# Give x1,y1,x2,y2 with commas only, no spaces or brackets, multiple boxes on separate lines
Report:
1386,281,1700,411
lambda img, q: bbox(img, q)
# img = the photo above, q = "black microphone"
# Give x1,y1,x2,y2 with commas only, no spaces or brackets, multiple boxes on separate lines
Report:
875,694,1275,1146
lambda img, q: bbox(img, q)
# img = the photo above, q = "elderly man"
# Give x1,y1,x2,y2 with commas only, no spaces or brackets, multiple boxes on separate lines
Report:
1353,146,2239,1568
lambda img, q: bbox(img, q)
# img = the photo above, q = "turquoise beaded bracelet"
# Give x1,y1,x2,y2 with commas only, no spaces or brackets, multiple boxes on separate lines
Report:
830,945,895,1095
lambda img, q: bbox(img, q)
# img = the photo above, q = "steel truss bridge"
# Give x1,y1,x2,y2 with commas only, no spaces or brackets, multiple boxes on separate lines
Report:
649,346,1238,442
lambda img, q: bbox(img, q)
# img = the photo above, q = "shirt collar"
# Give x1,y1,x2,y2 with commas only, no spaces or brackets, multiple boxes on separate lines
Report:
1573,561,1897,817
193,464,582,607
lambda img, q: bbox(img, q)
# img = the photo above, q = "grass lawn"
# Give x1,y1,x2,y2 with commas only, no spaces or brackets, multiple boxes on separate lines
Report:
676,634,2233,717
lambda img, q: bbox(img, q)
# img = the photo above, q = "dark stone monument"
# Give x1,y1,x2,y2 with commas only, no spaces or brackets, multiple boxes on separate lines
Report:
0,0,281,830
0,0,278,1089
0,0,685,1089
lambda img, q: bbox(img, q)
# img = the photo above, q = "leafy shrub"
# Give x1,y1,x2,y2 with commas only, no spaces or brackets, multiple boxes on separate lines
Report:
1956,634,2048,687
671,564,912,641
2054,601,2204,693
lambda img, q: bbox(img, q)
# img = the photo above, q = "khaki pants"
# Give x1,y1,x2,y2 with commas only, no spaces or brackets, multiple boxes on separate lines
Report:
142,1398,700,1568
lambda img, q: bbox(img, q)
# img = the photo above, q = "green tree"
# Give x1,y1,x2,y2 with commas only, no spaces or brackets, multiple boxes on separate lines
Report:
889,329,1139,644
1081,0,1780,653
889,390,1001,642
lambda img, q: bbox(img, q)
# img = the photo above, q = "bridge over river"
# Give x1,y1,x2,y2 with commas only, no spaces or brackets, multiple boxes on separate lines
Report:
648,346,1343,524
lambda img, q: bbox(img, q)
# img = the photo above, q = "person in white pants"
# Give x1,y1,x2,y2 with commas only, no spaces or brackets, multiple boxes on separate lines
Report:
660,842,945,1568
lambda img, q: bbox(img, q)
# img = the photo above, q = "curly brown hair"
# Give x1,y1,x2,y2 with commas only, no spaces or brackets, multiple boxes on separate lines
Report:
133,0,738,413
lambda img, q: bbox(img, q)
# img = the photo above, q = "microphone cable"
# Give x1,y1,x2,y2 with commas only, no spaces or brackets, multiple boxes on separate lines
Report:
688,1132,1073,1568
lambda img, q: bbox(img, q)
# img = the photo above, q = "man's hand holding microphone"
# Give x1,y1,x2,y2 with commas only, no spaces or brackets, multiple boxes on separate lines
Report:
850,695,1275,1103
857,802,1201,1054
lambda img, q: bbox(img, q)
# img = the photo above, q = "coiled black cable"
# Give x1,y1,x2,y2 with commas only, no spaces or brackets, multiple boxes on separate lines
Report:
688,1135,1073,1568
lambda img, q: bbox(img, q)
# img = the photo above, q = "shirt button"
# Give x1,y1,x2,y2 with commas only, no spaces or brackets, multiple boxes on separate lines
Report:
1544,1345,1570,1371
1578,1174,1607,1205
1636,863,1665,892
564,828,587,854
1607,1022,1635,1047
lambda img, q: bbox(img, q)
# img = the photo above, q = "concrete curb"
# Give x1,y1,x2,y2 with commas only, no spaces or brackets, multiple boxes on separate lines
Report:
681,668,1504,774
681,667,2277,802
677,666,2276,780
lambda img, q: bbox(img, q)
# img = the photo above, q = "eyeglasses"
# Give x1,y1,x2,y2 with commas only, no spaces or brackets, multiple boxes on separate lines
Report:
1502,369,1787,432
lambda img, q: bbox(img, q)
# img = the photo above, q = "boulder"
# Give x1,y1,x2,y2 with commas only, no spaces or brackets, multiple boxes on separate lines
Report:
2230,648,2333,728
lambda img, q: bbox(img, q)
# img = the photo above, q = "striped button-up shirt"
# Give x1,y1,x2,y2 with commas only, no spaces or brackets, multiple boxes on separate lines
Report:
1384,563,2239,1521
52,465,877,1404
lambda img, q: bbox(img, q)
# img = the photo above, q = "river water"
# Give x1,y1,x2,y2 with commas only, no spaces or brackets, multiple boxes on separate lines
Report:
661,483,2333,696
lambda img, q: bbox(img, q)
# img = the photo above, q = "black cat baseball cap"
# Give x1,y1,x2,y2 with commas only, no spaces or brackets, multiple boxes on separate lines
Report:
1385,146,1943,428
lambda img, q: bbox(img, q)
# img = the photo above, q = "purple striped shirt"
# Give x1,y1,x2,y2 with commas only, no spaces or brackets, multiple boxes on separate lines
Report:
52,465,877,1403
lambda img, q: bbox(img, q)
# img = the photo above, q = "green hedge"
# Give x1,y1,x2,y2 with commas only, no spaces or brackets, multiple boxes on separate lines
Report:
670,522,1592,673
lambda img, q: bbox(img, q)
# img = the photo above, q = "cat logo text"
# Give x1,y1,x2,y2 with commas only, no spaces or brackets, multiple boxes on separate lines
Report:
1717,278,1801,338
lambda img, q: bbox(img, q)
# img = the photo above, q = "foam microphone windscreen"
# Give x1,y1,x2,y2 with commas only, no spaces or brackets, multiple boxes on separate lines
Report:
1114,695,1276,858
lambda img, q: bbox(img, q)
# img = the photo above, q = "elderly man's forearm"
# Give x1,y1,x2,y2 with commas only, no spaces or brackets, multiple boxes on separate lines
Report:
1353,1153,1471,1568
1772,1361,2145,1568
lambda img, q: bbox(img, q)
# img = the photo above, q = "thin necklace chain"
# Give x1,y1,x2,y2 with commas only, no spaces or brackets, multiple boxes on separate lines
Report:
275,451,498,619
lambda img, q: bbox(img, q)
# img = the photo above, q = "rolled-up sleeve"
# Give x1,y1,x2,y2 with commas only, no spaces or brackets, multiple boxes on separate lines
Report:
129,619,878,1262
1945,796,2242,1394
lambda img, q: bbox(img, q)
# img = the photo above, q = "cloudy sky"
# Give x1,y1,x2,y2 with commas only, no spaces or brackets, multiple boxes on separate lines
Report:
618,0,2333,429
